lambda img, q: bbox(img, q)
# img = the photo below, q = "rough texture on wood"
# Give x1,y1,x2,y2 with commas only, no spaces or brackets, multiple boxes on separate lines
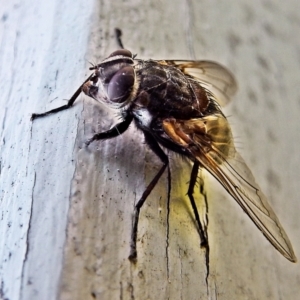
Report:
1,0,300,299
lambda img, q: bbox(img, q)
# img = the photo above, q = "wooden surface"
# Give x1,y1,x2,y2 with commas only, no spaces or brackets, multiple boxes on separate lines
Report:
1,0,300,299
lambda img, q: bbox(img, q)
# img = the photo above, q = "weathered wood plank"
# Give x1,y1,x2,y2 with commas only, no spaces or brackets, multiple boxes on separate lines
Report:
1,0,299,299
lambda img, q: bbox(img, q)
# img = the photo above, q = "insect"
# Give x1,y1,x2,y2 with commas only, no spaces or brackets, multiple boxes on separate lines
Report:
31,29,297,263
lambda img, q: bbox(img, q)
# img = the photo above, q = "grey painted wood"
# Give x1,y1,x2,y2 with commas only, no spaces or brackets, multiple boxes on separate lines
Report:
1,0,299,299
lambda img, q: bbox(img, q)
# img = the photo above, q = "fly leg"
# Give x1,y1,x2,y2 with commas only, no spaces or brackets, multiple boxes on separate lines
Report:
187,161,208,247
31,74,93,121
85,114,133,145
115,28,125,49
129,131,169,262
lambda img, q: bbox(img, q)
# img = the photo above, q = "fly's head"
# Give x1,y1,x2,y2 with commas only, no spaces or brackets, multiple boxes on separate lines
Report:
83,49,137,108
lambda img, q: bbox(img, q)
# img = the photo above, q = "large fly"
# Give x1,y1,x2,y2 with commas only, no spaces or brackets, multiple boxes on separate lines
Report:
31,29,297,263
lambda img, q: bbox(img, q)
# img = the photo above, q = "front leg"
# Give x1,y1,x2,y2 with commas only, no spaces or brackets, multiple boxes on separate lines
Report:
85,114,133,146
31,74,94,120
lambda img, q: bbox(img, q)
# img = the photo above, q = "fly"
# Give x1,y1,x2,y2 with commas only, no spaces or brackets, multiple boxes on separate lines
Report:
31,29,297,263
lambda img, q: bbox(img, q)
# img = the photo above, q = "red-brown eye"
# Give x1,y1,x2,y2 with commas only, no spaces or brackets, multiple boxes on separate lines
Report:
108,49,132,58
107,66,135,103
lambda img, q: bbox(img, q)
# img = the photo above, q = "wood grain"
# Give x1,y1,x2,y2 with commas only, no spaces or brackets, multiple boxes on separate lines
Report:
1,0,299,299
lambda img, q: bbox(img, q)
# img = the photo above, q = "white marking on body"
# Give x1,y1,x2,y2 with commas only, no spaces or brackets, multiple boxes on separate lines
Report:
134,108,153,128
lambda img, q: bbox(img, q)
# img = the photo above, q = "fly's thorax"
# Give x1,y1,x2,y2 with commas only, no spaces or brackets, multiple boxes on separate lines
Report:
82,49,139,108
134,61,211,120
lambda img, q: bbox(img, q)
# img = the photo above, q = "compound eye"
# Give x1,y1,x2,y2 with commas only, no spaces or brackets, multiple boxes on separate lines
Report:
107,66,135,103
108,49,132,58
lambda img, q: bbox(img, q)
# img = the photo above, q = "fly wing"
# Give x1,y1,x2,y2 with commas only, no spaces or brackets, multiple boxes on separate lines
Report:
161,60,238,107
162,115,297,262
199,146,297,262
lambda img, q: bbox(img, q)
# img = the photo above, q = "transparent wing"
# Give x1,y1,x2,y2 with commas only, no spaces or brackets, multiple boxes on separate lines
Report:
199,147,297,262
162,60,238,107
162,115,297,262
